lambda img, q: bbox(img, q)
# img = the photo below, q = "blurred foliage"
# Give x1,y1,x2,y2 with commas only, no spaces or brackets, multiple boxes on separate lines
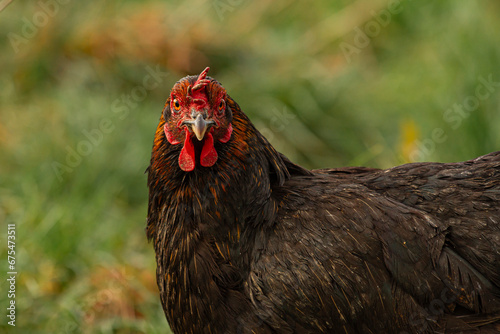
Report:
1,0,499,332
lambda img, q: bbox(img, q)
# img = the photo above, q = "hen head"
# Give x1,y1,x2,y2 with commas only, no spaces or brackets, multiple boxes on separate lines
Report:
162,67,233,172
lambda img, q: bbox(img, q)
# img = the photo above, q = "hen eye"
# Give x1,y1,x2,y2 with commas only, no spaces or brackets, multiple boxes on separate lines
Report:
218,100,225,113
172,98,181,112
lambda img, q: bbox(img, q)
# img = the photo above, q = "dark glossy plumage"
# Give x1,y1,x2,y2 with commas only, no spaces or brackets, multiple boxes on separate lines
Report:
147,71,500,333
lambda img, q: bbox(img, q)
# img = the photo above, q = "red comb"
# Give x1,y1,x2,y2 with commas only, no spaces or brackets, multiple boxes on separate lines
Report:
187,67,211,106
192,67,211,91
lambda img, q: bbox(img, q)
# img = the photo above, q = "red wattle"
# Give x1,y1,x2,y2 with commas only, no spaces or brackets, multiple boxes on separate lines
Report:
200,133,218,167
219,124,233,143
179,129,195,172
164,123,181,145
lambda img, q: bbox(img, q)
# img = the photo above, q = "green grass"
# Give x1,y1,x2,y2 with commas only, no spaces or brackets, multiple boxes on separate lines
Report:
1,0,500,332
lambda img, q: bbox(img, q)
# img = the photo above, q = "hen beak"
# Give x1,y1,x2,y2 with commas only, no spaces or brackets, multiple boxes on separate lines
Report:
183,114,215,141
192,114,209,141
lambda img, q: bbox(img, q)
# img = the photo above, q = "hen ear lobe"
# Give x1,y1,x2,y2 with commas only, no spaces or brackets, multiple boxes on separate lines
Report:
225,105,233,123
163,100,171,121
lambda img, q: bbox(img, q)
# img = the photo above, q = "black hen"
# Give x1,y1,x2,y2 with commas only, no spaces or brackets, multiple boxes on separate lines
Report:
146,68,500,333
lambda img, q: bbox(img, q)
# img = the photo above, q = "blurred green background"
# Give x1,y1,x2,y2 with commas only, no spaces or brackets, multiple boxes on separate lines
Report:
1,0,500,333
